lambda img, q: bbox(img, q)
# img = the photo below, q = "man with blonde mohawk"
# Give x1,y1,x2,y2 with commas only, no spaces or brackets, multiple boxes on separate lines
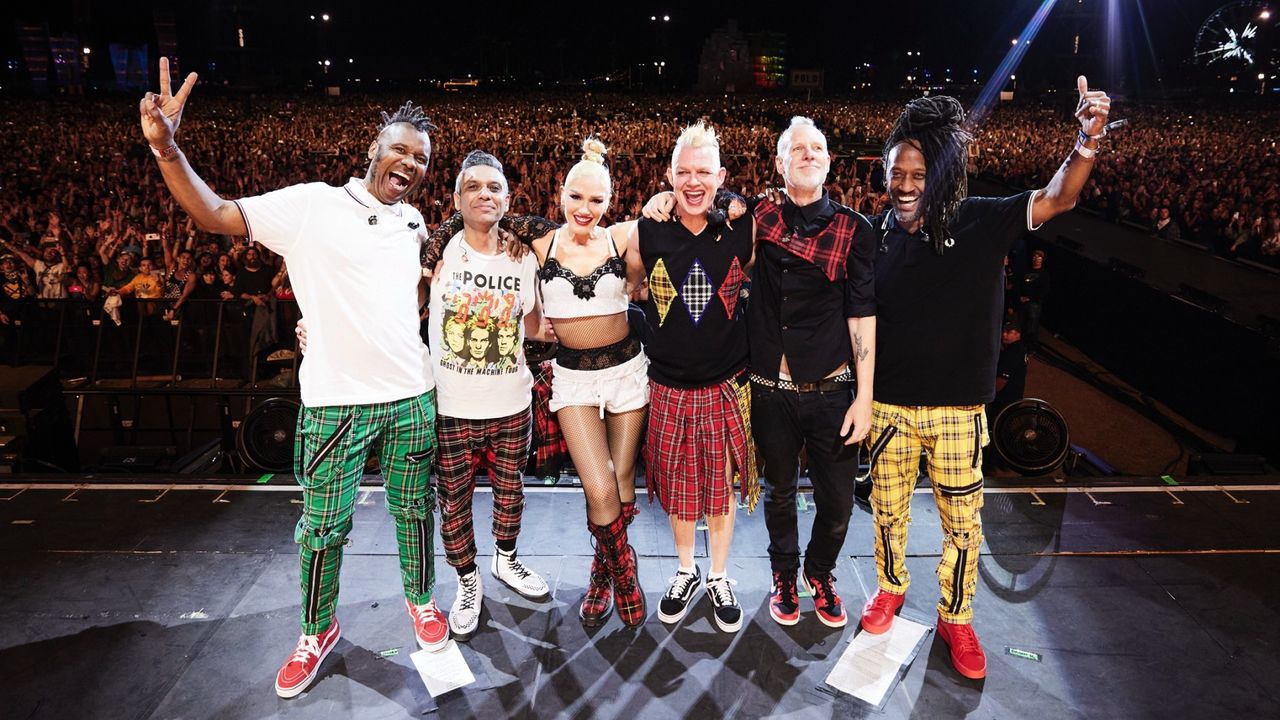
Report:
615,120,757,633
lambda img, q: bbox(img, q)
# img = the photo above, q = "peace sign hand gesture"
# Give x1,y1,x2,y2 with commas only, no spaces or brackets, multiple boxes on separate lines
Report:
139,57,198,149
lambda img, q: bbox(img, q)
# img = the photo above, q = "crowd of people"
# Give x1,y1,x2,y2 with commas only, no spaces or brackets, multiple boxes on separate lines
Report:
0,90,1273,372
971,102,1280,262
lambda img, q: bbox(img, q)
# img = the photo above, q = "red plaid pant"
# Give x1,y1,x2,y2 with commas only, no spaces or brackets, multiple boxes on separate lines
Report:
435,408,532,569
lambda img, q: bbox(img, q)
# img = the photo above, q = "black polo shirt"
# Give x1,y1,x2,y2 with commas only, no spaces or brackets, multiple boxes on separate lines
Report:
870,191,1035,406
747,193,876,383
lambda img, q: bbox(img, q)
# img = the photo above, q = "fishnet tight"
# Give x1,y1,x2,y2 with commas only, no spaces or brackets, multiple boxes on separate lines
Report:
557,406,647,525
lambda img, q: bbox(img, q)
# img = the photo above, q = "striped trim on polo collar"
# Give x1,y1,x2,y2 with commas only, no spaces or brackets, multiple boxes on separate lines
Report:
344,178,405,217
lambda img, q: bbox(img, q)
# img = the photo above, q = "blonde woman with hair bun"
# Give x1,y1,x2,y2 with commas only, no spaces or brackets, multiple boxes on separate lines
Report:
525,135,651,629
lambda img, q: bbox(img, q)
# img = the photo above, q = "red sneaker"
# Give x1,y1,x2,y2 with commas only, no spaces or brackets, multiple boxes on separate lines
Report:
937,617,987,679
406,598,449,652
800,571,847,628
859,590,905,634
768,571,800,626
275,621,341,698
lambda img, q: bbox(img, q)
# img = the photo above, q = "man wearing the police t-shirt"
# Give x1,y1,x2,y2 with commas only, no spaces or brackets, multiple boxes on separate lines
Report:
428,151,556,642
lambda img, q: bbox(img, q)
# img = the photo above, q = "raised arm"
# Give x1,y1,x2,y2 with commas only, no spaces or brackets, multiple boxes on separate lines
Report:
96,232,117,266
160,233,177,271
139,57,247,237
1030,75,1111,227
0,239,36,269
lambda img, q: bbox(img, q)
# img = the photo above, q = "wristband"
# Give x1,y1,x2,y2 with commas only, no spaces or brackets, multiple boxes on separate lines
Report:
1073,140,1096,160
151,144,180,162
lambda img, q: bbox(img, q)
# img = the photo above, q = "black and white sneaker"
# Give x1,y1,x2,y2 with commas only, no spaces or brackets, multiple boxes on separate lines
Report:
449,569,483,642
658,566,701,624
705,576,742,633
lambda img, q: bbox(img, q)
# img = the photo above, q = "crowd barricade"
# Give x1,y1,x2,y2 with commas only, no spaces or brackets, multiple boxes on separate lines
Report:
1,296,301,389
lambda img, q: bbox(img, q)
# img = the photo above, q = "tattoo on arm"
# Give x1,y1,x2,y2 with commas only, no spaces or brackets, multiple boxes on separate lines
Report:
854,333,869,363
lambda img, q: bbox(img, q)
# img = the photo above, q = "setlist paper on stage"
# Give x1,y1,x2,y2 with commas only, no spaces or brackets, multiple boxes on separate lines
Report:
410,642,476,697
824,615,931,707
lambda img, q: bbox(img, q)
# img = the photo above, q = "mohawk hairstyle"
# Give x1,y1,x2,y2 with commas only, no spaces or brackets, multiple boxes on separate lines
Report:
883,95,973,255
379,101,438,133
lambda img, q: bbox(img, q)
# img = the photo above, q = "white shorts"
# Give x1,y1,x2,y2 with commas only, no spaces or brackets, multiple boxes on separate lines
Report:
550,350,650,418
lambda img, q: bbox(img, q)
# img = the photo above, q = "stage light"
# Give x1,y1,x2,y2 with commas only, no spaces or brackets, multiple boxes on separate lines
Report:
321,13,330,21
1261,10,1271,20
663,15,670,21
1011,38,1019,45
82,47,90,55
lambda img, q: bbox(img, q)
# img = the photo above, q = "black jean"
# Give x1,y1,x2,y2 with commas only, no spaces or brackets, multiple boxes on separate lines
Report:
752,382,861,576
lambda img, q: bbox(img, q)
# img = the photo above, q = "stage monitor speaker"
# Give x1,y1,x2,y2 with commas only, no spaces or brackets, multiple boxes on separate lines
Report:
1108,257,1145,279
238,397,300,473
172,438,226,475
97,446,177,473
1187,453,1272,476
1177,284,1228,314
0,365,78,472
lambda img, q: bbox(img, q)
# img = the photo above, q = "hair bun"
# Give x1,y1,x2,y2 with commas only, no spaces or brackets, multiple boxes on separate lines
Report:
581,137,608,164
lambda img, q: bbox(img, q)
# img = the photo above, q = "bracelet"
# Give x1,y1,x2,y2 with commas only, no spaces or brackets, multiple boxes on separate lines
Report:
150,144,180,162
1074,140,1096,160
1078,128,1104,142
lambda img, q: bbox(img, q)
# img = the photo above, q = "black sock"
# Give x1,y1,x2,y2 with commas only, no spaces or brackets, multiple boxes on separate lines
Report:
495,538,516,554
456,561,477,577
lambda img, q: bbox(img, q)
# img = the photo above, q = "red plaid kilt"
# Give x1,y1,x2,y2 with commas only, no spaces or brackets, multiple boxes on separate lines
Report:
644,373,759,521
530,361,566,472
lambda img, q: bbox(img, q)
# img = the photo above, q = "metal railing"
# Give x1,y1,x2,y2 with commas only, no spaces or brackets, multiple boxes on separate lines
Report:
1,296,301,389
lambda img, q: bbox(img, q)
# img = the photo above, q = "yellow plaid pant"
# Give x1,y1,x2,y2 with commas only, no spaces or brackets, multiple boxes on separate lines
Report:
867,401,987,623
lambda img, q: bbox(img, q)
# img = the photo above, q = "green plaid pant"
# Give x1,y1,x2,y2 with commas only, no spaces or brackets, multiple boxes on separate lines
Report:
867,401,987,624
293,392,437,635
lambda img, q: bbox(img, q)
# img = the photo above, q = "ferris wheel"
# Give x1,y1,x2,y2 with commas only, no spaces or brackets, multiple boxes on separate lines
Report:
1194,1,1274,67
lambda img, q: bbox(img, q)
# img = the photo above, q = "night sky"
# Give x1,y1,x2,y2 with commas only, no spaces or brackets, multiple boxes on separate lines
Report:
0,0,1270,94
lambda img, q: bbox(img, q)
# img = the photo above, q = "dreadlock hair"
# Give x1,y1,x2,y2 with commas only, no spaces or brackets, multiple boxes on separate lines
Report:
882,95,973,255
379,101,438,133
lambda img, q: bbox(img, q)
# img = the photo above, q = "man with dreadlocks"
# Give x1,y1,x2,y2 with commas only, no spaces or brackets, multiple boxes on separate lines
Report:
858,76,1110,680
140,58,449,698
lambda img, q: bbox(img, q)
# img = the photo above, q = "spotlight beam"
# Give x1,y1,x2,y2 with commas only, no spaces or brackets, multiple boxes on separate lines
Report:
969,0,1059,128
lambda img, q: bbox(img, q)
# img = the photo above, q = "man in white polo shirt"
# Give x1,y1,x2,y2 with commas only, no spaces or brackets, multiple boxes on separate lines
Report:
139,57,448,699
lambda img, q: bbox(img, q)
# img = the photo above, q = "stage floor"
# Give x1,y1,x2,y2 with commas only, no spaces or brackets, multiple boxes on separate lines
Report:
2,478,1278,719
